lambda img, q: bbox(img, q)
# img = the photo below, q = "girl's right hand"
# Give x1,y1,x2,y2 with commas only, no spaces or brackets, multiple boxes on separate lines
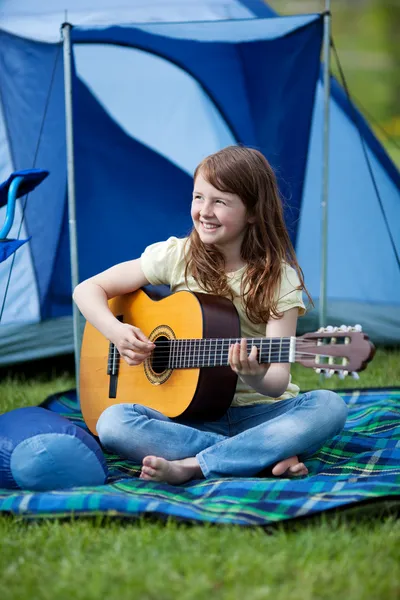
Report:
110,322,155,366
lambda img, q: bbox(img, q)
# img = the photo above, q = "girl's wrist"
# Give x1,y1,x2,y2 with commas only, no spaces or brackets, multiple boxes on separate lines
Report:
238,367,269,388
103,318,123,343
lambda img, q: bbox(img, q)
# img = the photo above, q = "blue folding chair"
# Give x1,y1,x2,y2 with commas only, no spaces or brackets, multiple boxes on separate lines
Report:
0,169,49,263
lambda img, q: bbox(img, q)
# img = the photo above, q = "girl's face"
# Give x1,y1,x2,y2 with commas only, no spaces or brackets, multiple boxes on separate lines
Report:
191,172,252,259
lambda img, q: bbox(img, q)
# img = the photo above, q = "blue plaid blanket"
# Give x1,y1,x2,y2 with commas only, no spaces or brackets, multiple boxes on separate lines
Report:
0,388,399,525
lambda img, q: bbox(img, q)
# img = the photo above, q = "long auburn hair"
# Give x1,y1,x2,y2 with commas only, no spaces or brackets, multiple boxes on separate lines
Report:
184,145,313,324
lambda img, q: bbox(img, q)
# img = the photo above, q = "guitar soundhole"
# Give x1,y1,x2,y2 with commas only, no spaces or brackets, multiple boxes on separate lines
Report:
151,336,169,374
144,324,175,385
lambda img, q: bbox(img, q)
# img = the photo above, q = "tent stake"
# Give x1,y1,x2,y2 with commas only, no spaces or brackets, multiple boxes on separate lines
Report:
319,0,331,329
62,22,81,393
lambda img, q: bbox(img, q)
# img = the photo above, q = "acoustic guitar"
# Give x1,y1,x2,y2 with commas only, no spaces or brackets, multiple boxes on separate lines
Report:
80,288,375,435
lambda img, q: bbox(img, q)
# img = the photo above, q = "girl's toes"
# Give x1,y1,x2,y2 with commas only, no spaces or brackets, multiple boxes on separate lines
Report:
143,456,155,468
289,463,308,476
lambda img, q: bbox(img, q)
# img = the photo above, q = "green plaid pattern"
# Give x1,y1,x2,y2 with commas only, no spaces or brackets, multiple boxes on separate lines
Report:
0,388,399,525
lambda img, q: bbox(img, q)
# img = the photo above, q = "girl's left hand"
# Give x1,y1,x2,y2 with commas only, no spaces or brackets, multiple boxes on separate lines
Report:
228,339,270,378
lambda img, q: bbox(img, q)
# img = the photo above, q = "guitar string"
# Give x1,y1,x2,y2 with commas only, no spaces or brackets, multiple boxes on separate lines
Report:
108,351,349,368
107,342,297,363
108,339,317,354
106,340,304,353
107,341,346,359
109,341,343,359
133,338,315,346
149,351,347,363
122,334,351,344
107,339,351,366
120,341,343,353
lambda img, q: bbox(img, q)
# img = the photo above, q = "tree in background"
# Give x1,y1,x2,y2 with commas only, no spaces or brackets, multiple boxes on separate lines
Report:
377,0,400,123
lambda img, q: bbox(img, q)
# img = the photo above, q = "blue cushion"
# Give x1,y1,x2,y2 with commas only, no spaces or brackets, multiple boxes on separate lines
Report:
0,407,108,491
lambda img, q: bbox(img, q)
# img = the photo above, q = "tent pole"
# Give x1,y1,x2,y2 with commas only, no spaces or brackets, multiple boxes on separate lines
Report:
62,22,81,392
319,0,331,329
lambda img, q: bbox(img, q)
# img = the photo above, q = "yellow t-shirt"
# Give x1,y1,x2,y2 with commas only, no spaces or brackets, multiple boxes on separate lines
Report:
140,236,306,407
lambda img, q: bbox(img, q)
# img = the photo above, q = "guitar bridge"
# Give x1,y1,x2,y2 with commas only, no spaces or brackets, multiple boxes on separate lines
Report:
107,315,123,398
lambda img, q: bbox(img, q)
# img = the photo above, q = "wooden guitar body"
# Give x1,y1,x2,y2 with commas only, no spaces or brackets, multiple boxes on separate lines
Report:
80,289,240,435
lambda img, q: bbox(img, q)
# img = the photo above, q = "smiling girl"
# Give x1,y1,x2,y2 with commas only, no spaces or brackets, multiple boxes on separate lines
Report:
73,146,348,484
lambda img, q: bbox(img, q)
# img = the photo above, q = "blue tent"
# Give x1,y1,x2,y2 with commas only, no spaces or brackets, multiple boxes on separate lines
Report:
0,0,399,366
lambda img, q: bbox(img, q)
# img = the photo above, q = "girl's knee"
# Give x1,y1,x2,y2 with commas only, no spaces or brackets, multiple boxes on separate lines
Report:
316,390,348,433
96,404,126,450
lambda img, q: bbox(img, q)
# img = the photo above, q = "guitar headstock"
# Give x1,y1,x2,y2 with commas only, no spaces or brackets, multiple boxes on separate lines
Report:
296,325,375,379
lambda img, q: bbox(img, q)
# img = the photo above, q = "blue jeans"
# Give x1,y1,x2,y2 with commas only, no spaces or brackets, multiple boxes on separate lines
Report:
96,390,348,478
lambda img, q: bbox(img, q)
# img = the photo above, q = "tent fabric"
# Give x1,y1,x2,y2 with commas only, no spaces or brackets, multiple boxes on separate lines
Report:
0,387,399,524
0,0,272,43
0,29,67,325
329,76,400,191
70,16,323,245
72,43,236,176
297,80,400,342
0,0,398,366
0,11,323,326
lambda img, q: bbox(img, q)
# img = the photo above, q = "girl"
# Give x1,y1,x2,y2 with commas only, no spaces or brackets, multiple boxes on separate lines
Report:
73,146,348,484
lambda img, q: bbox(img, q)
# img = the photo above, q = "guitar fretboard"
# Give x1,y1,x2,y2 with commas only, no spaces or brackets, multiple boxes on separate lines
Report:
154,337,295,369
108,337,296,372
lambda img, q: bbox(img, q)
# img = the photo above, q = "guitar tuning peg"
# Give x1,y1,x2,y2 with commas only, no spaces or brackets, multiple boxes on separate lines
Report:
324,369,334,378
315,368,321,374
338,370,349,380
339,325,348,331
326,325,334,332
354,324,362,332
351,371,360,380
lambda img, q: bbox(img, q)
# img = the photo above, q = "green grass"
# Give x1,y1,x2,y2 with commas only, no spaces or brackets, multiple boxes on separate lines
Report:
0,349,399,599
0,515,399,600
292,346,400,391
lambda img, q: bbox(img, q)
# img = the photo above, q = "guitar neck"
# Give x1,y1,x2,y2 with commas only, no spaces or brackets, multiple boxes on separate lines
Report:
154,337,296,369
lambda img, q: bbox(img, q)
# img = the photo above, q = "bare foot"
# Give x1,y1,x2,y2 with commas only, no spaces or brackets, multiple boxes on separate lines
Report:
272,455,308,478
140,456,203,485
